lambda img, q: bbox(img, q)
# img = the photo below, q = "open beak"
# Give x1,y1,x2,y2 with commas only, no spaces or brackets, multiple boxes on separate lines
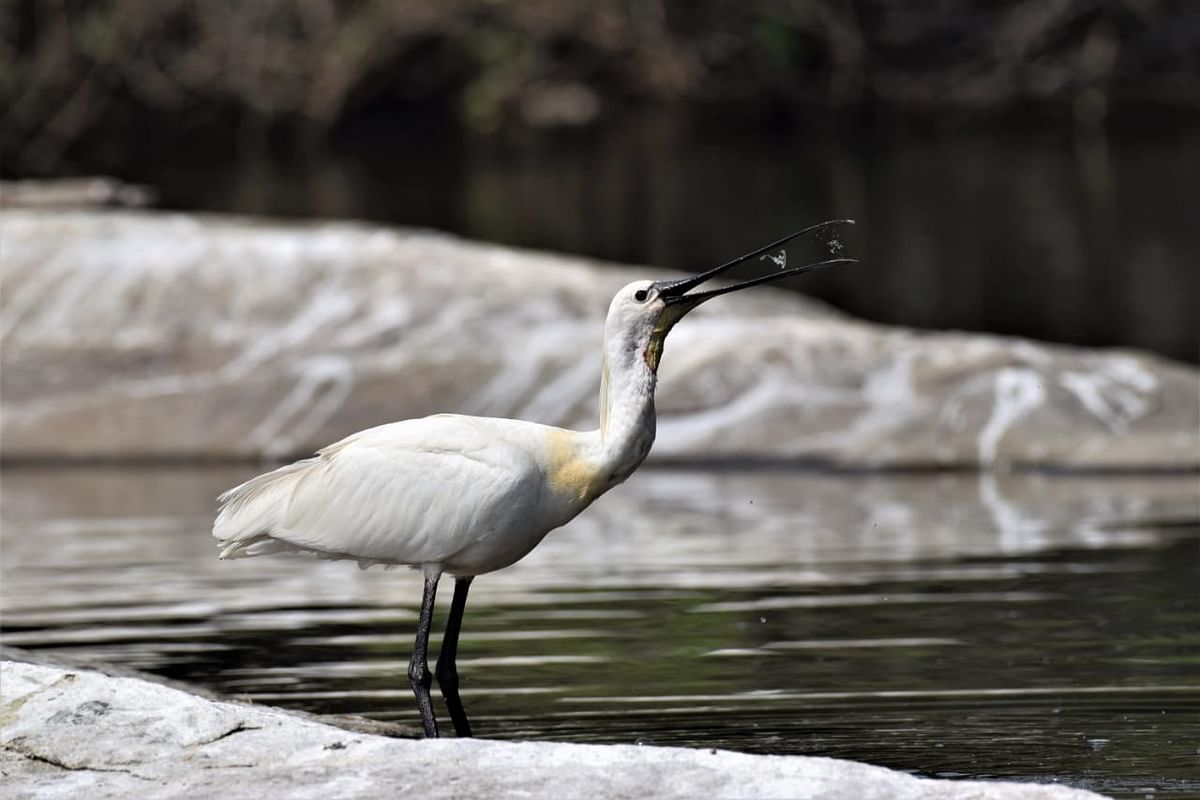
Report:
640,219,857,372
653,219,857,317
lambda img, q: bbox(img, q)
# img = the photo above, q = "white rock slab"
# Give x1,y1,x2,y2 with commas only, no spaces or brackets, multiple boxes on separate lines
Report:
0,661,1106,800
1,210,1196,467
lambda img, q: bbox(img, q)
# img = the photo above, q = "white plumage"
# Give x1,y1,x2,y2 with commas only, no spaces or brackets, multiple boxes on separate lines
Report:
212,222,853,738
215,414,595,574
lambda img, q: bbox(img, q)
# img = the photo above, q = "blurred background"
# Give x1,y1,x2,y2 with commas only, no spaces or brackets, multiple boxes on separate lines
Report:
2,0,1198,361
4,6,1199,794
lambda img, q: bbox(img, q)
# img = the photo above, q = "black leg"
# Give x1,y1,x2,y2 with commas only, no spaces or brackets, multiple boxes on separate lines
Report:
408,568,441,737
436,575,474,737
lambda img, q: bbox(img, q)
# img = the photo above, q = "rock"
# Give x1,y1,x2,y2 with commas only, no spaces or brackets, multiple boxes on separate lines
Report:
1,660,1106,799
1,209,1195,467
0,178,153,209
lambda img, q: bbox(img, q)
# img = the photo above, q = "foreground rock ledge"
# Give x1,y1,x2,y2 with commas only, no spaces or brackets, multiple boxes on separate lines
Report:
2,210,1196,468
1,662,1104,800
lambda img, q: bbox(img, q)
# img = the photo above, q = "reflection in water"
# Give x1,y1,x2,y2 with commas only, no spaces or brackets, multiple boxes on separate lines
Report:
2,466,1198,798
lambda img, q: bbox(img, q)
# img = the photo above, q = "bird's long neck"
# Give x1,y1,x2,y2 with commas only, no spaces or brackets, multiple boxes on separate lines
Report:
595,337,658,484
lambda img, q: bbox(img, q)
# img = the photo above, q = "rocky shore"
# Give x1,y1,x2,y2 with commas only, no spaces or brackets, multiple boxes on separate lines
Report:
1,657,1107,800
2,209,1196,468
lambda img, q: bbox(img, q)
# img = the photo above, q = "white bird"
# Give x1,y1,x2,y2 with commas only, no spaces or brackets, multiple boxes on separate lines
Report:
213,220,854,737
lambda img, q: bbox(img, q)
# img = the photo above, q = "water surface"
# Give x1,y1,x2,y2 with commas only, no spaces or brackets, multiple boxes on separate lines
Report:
2,466,1197,798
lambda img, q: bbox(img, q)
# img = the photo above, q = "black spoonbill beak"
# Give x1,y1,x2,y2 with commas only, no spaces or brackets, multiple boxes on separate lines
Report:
653,219,857,317
640,220,857,373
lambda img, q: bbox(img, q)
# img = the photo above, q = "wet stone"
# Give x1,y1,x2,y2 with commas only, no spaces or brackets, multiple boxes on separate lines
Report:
1,660,1106,800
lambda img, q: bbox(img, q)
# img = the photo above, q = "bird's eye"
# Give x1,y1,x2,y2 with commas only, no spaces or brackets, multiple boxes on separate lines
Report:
634,288,649,303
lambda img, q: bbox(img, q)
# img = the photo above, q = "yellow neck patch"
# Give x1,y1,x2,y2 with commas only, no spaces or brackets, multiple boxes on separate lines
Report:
546,429,606,504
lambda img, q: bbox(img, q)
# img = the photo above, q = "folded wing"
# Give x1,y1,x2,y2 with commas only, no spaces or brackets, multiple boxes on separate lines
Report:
213,416,544,569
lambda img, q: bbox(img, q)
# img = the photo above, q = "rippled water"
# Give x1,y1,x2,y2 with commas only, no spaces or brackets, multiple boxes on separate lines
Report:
2,466,1198,798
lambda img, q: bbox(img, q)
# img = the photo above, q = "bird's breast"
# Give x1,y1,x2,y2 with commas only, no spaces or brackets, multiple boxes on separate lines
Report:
544,429,608,507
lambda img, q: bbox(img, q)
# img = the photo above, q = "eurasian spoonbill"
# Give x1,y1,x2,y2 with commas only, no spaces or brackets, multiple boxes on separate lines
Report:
213,220,855,737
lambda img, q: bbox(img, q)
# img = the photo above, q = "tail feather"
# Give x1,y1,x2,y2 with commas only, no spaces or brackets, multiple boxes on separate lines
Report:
213,458,317,559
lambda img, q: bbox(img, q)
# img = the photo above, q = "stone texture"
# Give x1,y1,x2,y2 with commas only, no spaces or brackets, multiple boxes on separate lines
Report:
0,660,1107,800
1,209,1196,467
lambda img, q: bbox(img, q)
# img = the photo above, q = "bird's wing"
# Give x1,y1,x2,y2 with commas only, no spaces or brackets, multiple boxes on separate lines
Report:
213,416,545,567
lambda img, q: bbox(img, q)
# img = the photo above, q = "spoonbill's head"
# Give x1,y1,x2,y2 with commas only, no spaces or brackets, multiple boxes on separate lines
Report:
605,220,857,373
